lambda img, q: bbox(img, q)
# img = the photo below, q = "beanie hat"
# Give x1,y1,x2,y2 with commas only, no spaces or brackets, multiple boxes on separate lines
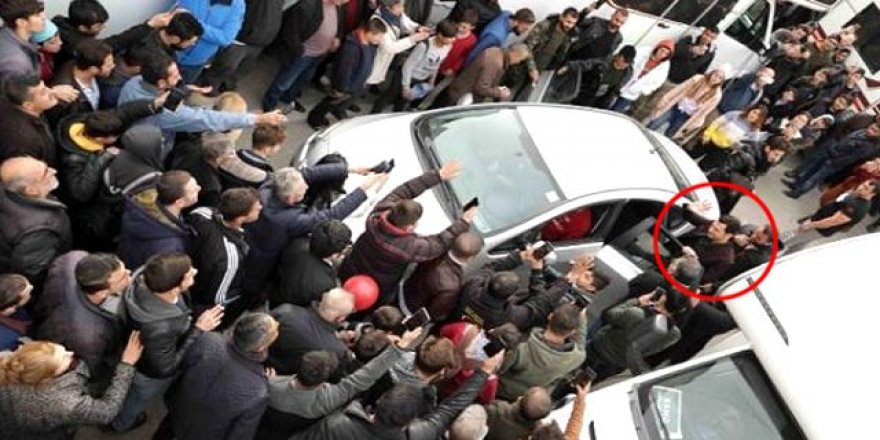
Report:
618,45,636,63
31,20,59,44
310,220,353,258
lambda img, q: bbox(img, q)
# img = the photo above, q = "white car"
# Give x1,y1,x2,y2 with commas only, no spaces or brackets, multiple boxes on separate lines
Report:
296,103,718,273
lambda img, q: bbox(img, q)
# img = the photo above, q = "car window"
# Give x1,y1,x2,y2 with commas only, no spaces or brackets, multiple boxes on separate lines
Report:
491,202,619,253
611,0,737,28
415,108,563,234
725,0,771,53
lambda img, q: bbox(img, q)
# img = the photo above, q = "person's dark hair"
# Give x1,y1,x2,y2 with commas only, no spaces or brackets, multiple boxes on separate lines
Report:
232,312,276,353
0,0,43,28
451,232,483,260
165,12,203,41
454,8,478,26
489,271,520,299
309,220,353,258
664,289,690,316
218,187,259,220
719,214,742,235
547,303,580,335
157,170,193,205
73,39,112,70
251,124,287,151
122,44,157,68
355,329,389,362
140,51,175,85
3,74,40,106
531,422,565,440
371,305,403,332
143,252,192,292
388,200,423,227
436,19,457,38
75,253,122,294
298,351,339,386
68,0,109,27
520,387,552,420
0,274,28,311
375,383,434,427
704,25,720,35
561,7,578,19
415,336,457,375
513,8,536,24
83,111,125,138
366,17,389,34
765,135,791,154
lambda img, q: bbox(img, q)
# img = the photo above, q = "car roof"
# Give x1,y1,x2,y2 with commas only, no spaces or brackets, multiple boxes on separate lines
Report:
515,105,681,200
719,234,880,439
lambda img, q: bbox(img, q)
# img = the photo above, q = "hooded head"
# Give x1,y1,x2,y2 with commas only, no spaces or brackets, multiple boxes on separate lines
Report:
651,39,675,62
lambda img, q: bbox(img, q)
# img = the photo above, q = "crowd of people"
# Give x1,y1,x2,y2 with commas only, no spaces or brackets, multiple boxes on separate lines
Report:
0,0,878,438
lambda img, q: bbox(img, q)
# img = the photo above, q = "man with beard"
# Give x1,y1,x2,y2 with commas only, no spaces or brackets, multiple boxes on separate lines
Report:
272,220,353,308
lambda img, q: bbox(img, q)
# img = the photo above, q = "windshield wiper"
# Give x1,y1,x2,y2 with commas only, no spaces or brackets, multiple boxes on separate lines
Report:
648,389,673,440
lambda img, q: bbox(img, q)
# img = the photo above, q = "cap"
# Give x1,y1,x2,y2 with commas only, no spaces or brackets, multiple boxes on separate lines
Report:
618,45,636,63
31,20,59,44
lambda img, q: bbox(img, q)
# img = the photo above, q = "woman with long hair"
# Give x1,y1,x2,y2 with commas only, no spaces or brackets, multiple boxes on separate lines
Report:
0,334,142,440
691,103,769,160
646,67,728,140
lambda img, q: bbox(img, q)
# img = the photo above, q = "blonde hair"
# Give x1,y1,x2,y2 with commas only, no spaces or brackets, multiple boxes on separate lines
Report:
213,92,248,142
0,342,64,386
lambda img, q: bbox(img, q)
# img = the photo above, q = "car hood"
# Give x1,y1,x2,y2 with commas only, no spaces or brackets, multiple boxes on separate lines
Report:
547,379,641,440
301,114,454,238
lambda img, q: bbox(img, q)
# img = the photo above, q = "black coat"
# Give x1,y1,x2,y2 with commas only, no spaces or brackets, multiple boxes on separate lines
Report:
268,304,350,375
119,274,202,379
0,190,72,285
36,251,124,395
457,252,568,332
0,99,57,167
291,371,490,440
270,0,345,61
272,237,339,308
168,332,269,440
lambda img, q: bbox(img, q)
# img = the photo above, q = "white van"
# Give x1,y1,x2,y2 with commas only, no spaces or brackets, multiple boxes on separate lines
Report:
547,233,878,439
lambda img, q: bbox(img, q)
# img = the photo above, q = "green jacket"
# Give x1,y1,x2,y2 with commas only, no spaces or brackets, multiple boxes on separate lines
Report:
496,316,587,400
485,400,537,440
591,299,682,369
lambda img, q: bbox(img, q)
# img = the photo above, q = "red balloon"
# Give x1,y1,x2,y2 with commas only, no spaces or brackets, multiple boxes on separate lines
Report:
343,275,379,311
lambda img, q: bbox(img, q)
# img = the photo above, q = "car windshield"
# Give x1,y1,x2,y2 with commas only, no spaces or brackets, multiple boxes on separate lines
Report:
414,107,563,234
636,352,805,440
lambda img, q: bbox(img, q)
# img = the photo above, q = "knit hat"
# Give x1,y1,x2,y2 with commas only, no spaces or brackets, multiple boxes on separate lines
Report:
310,220,353,258
618,45,636,63
31,20,59,44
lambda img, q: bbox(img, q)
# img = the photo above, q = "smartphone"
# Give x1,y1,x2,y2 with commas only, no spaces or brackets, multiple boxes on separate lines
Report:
572,367,598,386
402,308,431,331
462,197,479,212
532,241,554,260
163,87,187,111
482,334,506,357
651,287,667,302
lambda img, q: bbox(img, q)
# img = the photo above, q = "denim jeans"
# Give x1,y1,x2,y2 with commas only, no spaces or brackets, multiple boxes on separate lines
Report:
610,97,634,114
262,55,323,111
647,107,690,137
110,371,174,431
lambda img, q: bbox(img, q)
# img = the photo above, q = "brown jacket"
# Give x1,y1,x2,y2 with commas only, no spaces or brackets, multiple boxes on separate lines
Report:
402,253,465,320
447,46,507,104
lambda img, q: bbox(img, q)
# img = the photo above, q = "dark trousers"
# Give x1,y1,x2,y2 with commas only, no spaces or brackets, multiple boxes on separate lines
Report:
200,43,265,92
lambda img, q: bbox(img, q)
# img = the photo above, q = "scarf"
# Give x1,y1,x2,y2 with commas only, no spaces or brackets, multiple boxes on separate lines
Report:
379,6,402,33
